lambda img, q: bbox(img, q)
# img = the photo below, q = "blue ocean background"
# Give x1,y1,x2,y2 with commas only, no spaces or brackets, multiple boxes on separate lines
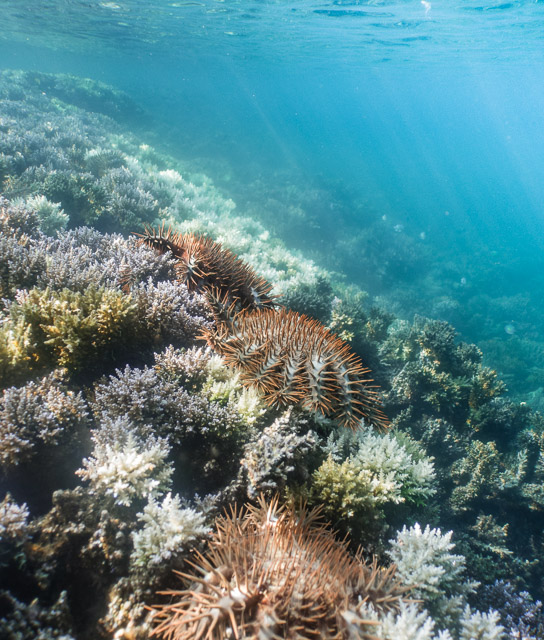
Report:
2,0,544,403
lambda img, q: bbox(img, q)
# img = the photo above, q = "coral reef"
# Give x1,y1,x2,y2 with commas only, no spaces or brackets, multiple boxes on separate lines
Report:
1,70,543,639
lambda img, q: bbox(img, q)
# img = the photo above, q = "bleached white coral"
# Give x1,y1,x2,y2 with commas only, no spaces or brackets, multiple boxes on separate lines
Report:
388,523,467,597
234,386,267,425
0,493,29,541
357,599,503,640
352,430,436,505
458,606,504,640
131,492,209,567
387,524,503,635
379,602,451,640
76,431,172,507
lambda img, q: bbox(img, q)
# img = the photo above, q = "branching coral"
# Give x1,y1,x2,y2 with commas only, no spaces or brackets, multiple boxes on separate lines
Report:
0,493,29,542
478,580,544,639
36,227,177,294
91,364,249,493
12,194,69,235
359,601,504,640
311,429,436,545
76,428,173,507
241,409,318,498
151,495,410,640
388,523,478,630
131,493,209,568
0,278,209,385
0,285,139,381
0,371,89,468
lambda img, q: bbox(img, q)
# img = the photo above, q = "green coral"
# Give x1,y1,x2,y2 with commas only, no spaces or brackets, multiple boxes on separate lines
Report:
312,454,392,535
450,441,504,513
1,286,138,383
43,172,108,229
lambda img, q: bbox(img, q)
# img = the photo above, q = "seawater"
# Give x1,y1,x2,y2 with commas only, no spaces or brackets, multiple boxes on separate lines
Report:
2,0,544,403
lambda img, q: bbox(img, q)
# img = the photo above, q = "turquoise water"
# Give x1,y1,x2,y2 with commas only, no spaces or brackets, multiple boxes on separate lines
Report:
2,0,544,400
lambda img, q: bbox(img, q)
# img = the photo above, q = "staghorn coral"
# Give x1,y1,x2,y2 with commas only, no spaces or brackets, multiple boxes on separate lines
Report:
381,317,505,424
136,224,277,313
389,524,470,600
0,197,47,299
359,600,505,640
457,606,504,640
0,278,209,385
282,275,334,323
204,306,388,430
0,195,41,240
363,601,446,640
151,495,410,640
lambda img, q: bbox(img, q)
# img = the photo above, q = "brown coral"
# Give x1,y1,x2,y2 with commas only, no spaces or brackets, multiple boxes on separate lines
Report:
135,224,277,312
151,496,410,640
203,306,389,431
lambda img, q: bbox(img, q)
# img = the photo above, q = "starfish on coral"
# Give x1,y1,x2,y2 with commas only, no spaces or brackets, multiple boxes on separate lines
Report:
151,496,410,640
136,226,388,430
203,305,389,431
135,224,277,312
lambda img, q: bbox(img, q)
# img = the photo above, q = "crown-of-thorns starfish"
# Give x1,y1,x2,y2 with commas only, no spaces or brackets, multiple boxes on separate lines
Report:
202,304,389,431
151,496,410,640
135,223,277,312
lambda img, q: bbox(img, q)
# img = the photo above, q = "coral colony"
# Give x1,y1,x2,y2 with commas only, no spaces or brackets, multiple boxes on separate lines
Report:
2,70,544,640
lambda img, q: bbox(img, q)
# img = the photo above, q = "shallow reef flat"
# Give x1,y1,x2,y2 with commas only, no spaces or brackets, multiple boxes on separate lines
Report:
0,71,543,640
